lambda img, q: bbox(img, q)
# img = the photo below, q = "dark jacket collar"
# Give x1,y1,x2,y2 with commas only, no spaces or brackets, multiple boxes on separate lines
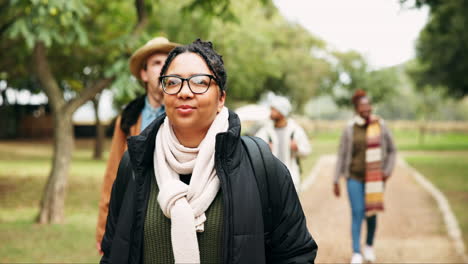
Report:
127,109,242,173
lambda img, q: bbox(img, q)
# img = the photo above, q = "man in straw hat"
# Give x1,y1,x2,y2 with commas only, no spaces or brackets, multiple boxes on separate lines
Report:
96,36,179,253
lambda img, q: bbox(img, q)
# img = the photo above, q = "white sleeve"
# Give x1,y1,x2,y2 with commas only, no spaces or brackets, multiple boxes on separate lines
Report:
255,127,270,144
294,126,311,157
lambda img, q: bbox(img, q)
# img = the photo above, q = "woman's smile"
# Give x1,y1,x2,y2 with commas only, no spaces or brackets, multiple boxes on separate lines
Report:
176,104,196,115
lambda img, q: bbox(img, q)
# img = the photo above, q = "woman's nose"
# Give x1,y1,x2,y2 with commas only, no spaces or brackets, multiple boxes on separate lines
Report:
177,80,194,99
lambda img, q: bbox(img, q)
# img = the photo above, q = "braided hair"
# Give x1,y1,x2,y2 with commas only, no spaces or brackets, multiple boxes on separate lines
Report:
159,39,227,91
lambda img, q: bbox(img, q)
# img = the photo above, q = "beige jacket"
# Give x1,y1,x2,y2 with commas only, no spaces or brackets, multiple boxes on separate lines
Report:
96,115,142,244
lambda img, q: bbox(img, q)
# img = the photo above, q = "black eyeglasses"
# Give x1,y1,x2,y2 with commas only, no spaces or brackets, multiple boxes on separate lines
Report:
159,74,218,95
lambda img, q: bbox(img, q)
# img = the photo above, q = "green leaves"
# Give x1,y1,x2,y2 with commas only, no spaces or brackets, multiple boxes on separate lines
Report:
183,0,238,23
7,0,89,49
322,50,400,108
407,0,468,99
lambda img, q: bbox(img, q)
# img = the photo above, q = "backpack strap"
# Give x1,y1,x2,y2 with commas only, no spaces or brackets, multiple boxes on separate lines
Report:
241,135,275,234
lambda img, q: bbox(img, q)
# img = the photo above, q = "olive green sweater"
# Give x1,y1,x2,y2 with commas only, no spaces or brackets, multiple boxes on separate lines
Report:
349,124,367,181
143,175,224,264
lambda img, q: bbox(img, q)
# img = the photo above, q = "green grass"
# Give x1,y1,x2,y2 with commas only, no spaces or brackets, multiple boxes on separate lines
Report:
0,139,107,263
403,152,468,248
301,131,340,180
394,130,468,151
392,127,468,247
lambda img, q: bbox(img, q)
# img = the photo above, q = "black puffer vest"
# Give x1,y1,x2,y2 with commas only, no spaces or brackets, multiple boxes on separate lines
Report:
100,110,317,264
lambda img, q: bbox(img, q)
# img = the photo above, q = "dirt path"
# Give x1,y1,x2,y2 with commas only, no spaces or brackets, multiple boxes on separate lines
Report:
299,155,464,263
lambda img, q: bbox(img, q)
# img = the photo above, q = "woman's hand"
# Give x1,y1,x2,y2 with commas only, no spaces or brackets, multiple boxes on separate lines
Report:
96,242,103,255
333,183,340,197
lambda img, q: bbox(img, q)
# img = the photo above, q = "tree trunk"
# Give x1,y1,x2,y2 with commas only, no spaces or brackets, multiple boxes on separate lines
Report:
37,111,74,224
92,95,104,160
418,120,427,145
1,88,8,105
31,0,147,223
33,42,114,224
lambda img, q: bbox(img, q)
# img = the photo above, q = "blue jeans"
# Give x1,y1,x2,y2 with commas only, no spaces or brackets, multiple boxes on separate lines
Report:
347,178,377,253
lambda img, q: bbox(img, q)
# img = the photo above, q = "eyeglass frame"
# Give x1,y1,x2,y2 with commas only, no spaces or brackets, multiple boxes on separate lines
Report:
159,74,218,95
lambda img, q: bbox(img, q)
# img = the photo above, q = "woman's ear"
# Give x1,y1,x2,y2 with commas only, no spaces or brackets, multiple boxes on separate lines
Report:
217,90,226,113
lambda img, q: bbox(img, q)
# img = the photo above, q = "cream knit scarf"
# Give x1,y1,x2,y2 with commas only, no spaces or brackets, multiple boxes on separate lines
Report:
154,107,229,263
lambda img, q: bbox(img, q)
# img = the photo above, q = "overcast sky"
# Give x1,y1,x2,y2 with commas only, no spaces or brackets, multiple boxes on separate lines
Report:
273,0,429,69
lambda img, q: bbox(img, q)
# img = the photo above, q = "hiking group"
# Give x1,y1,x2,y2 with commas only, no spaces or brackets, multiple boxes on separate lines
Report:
96,36,396,264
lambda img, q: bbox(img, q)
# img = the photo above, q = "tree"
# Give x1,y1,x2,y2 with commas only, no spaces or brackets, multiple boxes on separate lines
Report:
109,0,276,109
322,51,368,107
5,0,142,223
264,21,334,113
321,51,399,108
32,47,113,224
405,59,449,144
364,67,401,107
197,0,334,112
401,0,468,98
109,0,332,113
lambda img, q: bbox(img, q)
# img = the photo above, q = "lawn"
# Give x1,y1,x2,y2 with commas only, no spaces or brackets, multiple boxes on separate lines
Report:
300,130,340,180
393,130,468,151
0,139,107,263
403,152,468,247
394,127,468,248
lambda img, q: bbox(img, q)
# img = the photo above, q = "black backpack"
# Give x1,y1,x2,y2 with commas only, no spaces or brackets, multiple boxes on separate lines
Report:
240,136,276,234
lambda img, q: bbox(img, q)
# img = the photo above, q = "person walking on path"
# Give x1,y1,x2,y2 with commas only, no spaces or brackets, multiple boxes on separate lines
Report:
256,95,311,191
100,39,317,263
301,155,463,263
333,89,396,264
96,36,180,253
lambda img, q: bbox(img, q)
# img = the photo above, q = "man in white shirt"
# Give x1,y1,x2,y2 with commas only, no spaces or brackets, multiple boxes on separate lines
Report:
256,95,311,191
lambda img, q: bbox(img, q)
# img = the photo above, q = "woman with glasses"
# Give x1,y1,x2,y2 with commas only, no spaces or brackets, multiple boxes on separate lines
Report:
100,39,317,264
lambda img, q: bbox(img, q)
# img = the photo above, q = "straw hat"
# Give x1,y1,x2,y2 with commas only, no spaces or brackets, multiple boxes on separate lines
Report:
129,36,180,80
